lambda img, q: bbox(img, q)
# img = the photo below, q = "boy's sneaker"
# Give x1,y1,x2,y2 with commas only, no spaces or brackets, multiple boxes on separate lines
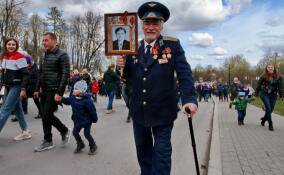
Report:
74,142,85,154
61,128,71,146
34,140,55,152
88,144,98,155
13,130,32,141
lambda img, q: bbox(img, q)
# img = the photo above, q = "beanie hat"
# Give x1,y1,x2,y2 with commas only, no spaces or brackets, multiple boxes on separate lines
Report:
238,91,245,97
74,80,87,93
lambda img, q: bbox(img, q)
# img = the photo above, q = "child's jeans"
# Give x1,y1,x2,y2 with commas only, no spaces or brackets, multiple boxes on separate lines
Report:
238,110,246,122
72,124,95,147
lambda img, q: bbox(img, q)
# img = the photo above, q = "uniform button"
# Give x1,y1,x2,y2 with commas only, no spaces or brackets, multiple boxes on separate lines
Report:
144,68,148,71
143,101,147,105
143,77,146,81
143,89,146,93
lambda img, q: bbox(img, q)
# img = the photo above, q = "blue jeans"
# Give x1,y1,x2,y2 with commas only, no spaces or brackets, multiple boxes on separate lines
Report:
0,85,28,132
107,90,115,110
260,93,277,123
204,93,209,102
237,110,246,122
133,121,173,175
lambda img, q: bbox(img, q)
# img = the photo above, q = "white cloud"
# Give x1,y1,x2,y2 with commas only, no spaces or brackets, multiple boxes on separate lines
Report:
190,54,205,60
216,56,226,60
224,0,251,15
211,47,228,55
244,48,252,53
24,0,252,32
265,16,283,27
189,33,214,48
257,40,284,54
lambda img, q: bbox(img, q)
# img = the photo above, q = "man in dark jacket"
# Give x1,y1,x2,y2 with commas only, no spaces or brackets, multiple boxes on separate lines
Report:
116,2,198,174
34,32,70,152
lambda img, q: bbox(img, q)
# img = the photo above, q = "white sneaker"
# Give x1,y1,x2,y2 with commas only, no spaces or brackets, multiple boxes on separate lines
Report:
14,130,32,141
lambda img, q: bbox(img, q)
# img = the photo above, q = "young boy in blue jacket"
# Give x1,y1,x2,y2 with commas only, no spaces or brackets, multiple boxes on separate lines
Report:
62,80,98,155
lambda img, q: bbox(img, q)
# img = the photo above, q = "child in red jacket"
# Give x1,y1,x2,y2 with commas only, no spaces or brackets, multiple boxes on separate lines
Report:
91,77,99,103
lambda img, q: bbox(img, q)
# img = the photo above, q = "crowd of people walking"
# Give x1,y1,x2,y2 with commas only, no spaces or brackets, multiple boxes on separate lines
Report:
0,1,283,175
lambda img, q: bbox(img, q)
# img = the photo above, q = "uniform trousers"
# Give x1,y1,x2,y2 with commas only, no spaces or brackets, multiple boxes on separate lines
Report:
133,121,174,175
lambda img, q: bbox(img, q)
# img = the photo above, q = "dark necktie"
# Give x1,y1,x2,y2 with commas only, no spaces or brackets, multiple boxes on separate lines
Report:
145,45,152,63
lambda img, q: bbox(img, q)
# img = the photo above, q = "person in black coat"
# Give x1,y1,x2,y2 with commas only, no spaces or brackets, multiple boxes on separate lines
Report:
34,32,70,152
22,60,41,119
255,63,284,131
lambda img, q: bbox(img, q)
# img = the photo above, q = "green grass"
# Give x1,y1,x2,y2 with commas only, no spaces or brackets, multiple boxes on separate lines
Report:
250,97,284,116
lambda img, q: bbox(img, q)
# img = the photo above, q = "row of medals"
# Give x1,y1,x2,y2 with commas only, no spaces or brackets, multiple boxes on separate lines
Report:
133,53,172,63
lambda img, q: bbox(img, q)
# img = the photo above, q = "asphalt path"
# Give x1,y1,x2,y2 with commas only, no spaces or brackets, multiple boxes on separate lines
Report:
0,95,213,175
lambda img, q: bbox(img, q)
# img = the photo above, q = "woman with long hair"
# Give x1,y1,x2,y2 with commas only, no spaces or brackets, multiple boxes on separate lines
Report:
255,63,284,131
0,38,31,140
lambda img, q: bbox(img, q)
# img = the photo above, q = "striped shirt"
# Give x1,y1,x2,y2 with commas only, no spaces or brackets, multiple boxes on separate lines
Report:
1,52,29,88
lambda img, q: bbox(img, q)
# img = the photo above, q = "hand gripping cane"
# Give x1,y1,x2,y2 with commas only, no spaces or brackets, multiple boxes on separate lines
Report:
185,107,200,175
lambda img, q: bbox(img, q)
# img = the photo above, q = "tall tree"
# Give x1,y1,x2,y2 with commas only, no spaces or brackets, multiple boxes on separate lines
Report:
46,7,63,34
0,0,25,54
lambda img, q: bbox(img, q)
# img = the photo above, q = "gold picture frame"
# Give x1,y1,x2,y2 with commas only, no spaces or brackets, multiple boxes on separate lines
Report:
104,12,138,56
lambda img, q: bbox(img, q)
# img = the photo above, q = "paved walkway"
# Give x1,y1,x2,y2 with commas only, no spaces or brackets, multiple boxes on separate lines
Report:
210,98,284,175
0,95,213,175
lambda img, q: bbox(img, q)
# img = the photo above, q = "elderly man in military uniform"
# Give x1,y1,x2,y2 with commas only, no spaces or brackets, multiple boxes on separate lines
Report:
116,1,198,175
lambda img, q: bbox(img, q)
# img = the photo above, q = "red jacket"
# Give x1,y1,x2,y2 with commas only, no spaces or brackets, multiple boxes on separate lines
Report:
91,81,99,93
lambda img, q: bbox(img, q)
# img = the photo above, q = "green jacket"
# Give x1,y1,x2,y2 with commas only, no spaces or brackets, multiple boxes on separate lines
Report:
103,69,120,92
232,97,254,111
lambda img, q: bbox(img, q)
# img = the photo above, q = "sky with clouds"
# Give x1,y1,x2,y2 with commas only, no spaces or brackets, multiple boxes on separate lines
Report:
24,0,284,68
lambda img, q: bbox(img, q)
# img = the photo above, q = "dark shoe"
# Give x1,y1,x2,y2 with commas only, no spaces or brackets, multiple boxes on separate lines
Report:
241,121,244,125
11,117,18,122
260,117,265,126
269,122,274,131
238,121,242,125
88,144,98,155
61,128,71,146
229,103,232,109
34,114,41,119
34,140,55,152
74,142,85,154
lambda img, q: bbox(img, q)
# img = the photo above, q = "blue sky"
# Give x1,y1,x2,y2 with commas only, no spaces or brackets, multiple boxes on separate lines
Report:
25,0,284,68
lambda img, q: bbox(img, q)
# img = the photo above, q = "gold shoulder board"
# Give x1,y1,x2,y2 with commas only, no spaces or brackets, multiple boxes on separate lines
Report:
163,36,178,42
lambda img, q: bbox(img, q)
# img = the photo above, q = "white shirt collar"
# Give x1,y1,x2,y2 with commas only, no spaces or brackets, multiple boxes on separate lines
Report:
144,39,156,54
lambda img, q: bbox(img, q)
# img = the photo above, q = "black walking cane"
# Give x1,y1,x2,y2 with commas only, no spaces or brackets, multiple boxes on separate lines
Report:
185,107,200,175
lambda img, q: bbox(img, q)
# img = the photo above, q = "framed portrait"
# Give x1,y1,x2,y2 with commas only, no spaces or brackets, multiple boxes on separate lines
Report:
104,12,138,56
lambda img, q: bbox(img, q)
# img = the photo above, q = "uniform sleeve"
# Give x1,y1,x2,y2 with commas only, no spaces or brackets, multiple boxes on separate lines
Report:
174,40,198,106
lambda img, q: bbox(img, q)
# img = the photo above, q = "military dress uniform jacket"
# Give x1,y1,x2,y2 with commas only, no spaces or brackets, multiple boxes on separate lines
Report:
124,35,198,127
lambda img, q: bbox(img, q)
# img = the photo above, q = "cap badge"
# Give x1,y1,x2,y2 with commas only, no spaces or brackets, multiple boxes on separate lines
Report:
148,3,156,7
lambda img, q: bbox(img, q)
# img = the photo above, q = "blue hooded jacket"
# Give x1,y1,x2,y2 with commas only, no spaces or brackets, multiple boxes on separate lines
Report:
62,93,98,128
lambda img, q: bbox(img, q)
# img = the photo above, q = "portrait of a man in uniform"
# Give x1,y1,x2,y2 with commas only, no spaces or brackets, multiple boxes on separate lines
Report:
112,26,130,51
